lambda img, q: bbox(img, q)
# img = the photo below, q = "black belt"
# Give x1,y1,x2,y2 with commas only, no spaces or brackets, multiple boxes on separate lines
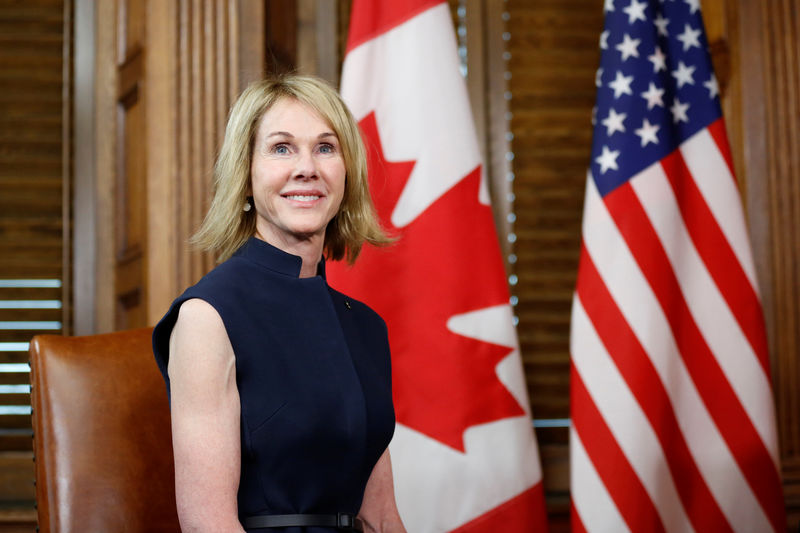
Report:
242,513,363,531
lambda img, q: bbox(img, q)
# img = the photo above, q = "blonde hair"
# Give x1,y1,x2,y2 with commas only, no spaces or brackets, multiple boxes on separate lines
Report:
192,74,391,263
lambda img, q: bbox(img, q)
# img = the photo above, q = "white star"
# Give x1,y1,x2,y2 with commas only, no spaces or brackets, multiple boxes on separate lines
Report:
704,74,720,98
609,71,634,98
653,13,670,36
635,118,661,146
596,67,604,87
672,61,696,88
602,108,627,136
671,97,690,123
623,0,647,23
641,82,665,109
684,0,700,13
605,0,615,12
648,46,667,72
676,24,702,51
600,30,610,50
616,33,641,61
596,145,621,174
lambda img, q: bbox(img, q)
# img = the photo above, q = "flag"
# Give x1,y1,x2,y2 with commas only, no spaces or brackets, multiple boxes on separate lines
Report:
570,1,785,532
326,1,549,531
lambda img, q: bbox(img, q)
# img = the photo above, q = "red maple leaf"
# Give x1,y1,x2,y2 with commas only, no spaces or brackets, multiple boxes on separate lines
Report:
327,112,525,452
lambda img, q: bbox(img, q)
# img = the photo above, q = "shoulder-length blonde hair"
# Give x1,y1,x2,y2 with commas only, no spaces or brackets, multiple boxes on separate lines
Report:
192,74,390,263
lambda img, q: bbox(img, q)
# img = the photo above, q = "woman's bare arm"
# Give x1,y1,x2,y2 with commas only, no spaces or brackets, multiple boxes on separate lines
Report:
168,298,245,533
358,449,407,533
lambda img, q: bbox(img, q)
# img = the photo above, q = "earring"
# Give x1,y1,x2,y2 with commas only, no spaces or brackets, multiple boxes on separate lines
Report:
243,200,252,212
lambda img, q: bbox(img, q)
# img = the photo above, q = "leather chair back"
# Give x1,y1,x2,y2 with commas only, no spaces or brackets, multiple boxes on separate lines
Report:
30,328,180,532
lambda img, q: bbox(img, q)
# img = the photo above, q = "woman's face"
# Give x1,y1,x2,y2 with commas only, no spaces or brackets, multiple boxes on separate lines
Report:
249,98,346,249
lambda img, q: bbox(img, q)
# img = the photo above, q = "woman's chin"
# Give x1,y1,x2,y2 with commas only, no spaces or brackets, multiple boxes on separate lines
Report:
283,227,327,243
256,217,331,246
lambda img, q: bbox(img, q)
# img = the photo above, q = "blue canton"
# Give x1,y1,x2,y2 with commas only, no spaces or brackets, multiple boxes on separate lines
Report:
591,0,722,197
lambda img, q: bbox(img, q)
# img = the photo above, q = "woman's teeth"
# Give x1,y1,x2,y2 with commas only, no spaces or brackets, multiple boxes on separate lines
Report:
286,195,320,201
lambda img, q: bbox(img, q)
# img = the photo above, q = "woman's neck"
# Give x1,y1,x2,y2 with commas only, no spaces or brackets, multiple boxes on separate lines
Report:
254,230,323,278
295,243,323,278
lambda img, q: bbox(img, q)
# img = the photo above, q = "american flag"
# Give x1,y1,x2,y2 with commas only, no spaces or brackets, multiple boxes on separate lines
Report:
569,1,786,532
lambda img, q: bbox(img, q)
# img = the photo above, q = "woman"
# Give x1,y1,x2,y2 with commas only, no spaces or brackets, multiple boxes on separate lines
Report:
152,75,406,533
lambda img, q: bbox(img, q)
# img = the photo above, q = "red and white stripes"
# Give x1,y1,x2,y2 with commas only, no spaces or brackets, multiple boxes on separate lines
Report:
570,119,783,533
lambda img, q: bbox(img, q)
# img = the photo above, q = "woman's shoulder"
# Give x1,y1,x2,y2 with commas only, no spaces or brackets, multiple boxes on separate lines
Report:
169,298,232,367
174,297,223,325
152,257,250,383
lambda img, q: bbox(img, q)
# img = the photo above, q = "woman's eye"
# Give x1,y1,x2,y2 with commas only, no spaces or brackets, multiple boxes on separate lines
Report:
318,143,335,154
273,144,289,154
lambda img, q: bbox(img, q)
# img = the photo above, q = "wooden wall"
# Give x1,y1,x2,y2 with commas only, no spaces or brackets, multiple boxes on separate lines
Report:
73,0,265,335
732,0,800,524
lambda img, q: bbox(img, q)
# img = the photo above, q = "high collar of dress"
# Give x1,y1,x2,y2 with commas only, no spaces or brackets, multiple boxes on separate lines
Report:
235,236,326,279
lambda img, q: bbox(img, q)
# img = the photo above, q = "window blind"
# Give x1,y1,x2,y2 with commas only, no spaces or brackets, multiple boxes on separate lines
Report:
0,0,68,513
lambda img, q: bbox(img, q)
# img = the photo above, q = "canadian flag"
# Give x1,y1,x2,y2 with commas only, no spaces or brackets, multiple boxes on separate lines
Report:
326,1,549,531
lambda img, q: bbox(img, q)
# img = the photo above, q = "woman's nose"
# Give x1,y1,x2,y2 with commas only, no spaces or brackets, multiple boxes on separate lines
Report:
292,149,317,180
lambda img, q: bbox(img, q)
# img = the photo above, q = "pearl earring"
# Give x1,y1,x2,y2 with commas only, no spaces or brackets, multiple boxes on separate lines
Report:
243,200,251,212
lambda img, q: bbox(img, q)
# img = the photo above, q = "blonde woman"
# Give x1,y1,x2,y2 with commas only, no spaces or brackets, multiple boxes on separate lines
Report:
153,75,405,533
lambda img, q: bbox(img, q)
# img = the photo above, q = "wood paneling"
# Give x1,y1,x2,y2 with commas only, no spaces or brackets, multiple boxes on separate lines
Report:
172,0,264,300
115,39,147,329
297,0,339,84
79,0,266,333
78,0,118,335
266,0,298,75
747,0,800,525
699,0,800,525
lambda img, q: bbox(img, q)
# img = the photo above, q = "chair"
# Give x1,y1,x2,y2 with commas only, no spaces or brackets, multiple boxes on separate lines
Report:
29,328,180,532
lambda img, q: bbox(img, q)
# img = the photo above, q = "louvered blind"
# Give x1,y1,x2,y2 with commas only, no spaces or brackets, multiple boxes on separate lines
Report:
507,0,603,442
0,0,67,462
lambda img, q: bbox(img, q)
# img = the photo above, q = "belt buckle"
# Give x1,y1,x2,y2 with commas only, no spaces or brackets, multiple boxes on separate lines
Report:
337,512,353,529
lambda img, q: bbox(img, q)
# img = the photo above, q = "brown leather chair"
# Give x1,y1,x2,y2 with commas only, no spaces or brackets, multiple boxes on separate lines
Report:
29,328,180,532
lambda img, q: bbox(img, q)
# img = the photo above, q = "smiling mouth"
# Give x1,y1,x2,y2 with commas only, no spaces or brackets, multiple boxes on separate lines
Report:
284,194,321,201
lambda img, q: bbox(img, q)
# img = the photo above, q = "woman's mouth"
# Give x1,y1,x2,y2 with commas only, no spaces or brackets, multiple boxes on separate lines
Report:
284,194,321,201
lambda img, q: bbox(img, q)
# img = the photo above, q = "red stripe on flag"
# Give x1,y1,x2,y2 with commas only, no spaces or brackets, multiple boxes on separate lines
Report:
571,361,667,533
449,483,548,533
576,245,733,532
604,183,786,533
346,0,444,53
660,148,771,377
707,118,736,180
571,500,588,533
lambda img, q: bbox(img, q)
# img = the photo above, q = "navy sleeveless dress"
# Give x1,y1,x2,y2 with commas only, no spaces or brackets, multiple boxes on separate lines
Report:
152,237,396,532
